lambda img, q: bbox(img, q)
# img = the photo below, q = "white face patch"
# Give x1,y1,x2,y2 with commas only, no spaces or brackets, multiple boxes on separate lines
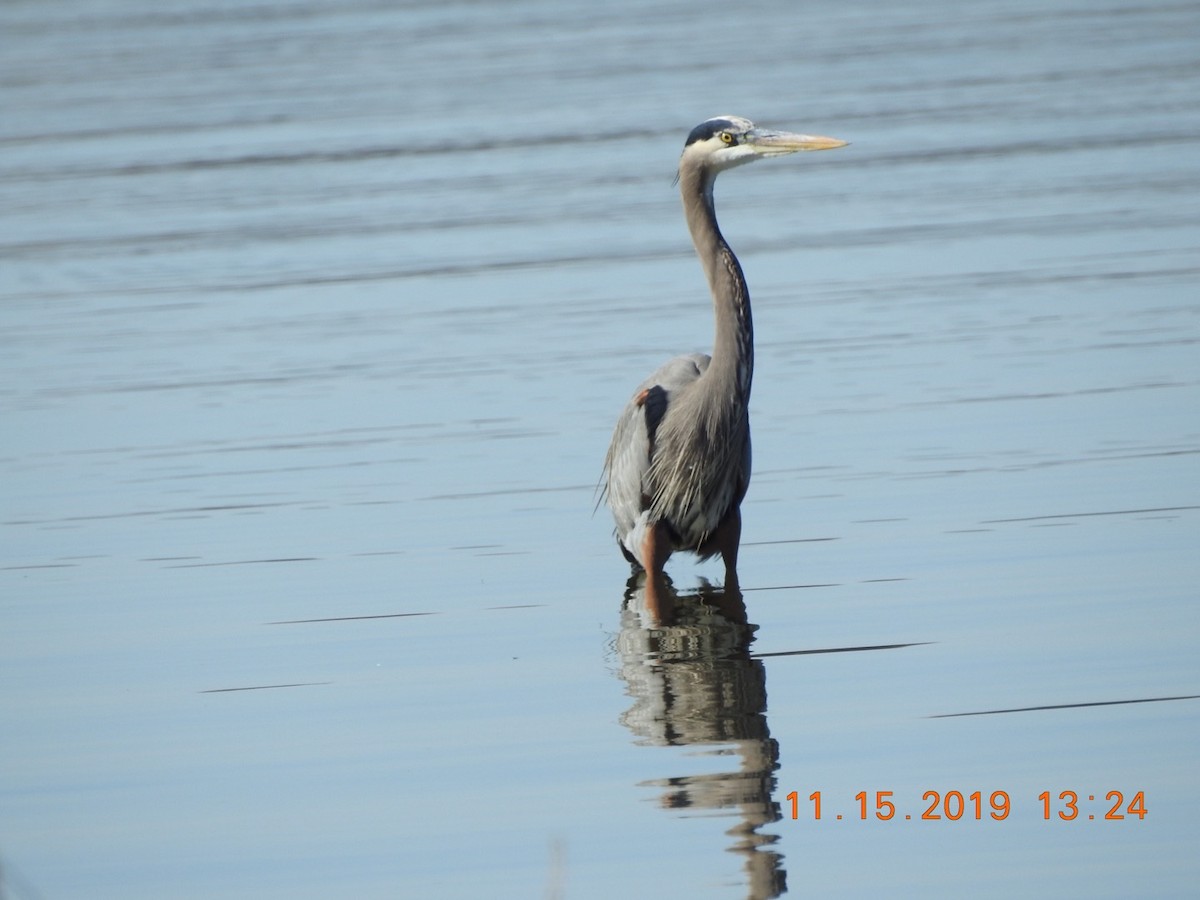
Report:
680,117,764,172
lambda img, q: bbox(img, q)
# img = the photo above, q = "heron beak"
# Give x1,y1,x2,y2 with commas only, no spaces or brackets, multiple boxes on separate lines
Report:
748,129,848,156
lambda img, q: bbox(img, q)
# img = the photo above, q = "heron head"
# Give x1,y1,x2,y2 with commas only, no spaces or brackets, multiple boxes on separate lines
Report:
681,116,847,173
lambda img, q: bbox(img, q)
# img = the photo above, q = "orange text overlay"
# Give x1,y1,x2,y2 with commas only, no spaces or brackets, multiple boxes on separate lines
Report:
786,790,1147,822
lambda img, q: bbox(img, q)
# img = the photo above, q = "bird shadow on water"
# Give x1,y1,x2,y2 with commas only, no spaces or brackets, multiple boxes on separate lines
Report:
615,576,787,900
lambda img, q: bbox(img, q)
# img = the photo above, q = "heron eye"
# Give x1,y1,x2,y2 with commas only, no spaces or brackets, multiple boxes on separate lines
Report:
719,131,736,144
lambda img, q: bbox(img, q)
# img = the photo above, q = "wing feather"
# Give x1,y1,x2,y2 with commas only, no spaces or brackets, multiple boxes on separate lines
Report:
602,353,709,558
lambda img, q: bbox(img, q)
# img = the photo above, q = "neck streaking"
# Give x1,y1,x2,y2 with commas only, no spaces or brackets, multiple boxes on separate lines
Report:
680,164,754,403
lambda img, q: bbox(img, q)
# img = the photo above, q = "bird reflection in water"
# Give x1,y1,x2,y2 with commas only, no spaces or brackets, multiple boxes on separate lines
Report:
616,576,786,899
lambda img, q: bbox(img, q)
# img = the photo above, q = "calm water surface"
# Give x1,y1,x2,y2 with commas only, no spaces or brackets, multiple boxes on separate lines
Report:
3,0,1199,897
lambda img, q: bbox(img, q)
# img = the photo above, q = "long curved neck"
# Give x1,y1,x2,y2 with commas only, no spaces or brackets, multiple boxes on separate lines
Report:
679,163,753,402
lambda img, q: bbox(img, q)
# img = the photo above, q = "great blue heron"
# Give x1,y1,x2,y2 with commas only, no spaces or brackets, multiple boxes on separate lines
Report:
603,116,847,595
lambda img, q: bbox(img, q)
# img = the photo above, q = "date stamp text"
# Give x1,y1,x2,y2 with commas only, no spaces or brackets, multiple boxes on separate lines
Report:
786,790,1147,822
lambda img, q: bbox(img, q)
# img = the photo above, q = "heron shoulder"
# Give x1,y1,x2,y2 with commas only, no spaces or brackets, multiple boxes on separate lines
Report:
637,352,710,393
604,352,710,478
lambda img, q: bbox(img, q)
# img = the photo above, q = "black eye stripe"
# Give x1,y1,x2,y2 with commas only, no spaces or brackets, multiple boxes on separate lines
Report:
685,118,738,147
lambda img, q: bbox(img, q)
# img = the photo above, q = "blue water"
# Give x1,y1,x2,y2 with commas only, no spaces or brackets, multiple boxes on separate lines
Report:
3,0,1199,897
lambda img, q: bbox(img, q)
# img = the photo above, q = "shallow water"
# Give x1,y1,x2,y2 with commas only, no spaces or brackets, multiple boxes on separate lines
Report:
2,0,1199,897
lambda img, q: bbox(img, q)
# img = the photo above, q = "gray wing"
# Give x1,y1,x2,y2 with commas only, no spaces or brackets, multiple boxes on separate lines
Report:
602,353,710,555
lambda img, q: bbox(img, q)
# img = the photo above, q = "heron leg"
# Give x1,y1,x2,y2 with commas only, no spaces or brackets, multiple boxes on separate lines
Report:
640,520,673,578
641,520,673,614
712,505,742,593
